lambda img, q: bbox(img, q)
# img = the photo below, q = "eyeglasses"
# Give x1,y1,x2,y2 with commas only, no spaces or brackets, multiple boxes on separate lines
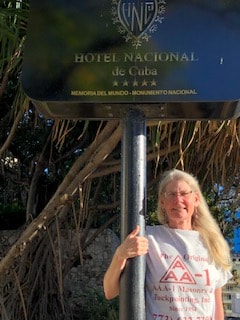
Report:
162,191,193,200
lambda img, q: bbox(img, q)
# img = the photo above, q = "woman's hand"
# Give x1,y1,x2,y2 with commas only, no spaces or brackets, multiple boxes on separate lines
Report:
117,225,149,260
103,225,148,300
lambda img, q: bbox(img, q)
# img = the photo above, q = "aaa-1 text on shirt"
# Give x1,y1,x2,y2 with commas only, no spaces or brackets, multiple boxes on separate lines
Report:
145,225,232,320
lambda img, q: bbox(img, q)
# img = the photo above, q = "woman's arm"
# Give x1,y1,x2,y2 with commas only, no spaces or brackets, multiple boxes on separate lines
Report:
103,225,148,300
214,287,224,320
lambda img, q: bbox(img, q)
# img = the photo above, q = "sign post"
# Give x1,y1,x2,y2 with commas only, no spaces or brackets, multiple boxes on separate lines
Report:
21,1,240,319
120,108,146,320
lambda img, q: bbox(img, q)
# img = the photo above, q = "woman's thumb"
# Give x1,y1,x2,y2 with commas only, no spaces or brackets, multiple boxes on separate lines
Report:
130,225,140,237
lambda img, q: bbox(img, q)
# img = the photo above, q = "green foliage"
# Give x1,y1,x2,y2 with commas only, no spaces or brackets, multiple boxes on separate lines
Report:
0,202,25,229
146,210,159,226
204,188,240,247
78,289,118,320
146,192,159,226
0,0,29,114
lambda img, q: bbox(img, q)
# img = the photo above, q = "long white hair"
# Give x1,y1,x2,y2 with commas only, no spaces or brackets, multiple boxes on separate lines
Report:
157,169,232,271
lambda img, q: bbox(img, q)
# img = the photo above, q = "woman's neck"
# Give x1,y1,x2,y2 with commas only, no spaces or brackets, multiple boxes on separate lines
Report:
168,220,193,230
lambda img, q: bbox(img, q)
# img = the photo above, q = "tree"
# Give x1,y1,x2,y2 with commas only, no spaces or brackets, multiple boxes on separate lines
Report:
0,1,240,319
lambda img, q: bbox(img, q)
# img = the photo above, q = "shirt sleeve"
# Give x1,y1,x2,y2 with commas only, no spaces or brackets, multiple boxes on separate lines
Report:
215,269,232,288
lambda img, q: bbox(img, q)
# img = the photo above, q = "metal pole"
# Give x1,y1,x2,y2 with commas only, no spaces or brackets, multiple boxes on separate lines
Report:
119,107,146,320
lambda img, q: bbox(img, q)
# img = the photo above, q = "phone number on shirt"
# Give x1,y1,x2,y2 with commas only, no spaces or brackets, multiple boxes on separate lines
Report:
153,316,212,320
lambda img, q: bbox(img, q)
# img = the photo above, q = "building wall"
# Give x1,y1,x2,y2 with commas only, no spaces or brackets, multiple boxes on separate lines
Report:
223,254,240,318
63,229,120,304
0,228,120,310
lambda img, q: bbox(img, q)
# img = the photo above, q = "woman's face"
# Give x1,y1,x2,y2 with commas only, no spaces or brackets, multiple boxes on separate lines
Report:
160,179,199,229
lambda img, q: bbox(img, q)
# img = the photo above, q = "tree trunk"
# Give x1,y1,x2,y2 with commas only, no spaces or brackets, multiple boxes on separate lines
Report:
0,120,122,282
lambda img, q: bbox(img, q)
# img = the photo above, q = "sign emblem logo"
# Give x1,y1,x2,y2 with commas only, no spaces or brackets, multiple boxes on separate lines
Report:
112,0,167,48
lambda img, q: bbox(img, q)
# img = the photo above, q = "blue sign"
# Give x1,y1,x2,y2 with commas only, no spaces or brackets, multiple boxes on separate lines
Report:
21,0,240,119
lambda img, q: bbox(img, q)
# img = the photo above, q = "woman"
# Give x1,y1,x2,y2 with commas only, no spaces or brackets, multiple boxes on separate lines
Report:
103,169,232,320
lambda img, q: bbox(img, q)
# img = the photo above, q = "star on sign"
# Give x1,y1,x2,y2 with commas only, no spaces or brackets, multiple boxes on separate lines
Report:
133,80,138,87
151,79,157,86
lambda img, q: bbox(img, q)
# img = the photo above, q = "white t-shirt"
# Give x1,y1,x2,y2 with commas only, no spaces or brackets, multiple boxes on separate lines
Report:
145,225,232,320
